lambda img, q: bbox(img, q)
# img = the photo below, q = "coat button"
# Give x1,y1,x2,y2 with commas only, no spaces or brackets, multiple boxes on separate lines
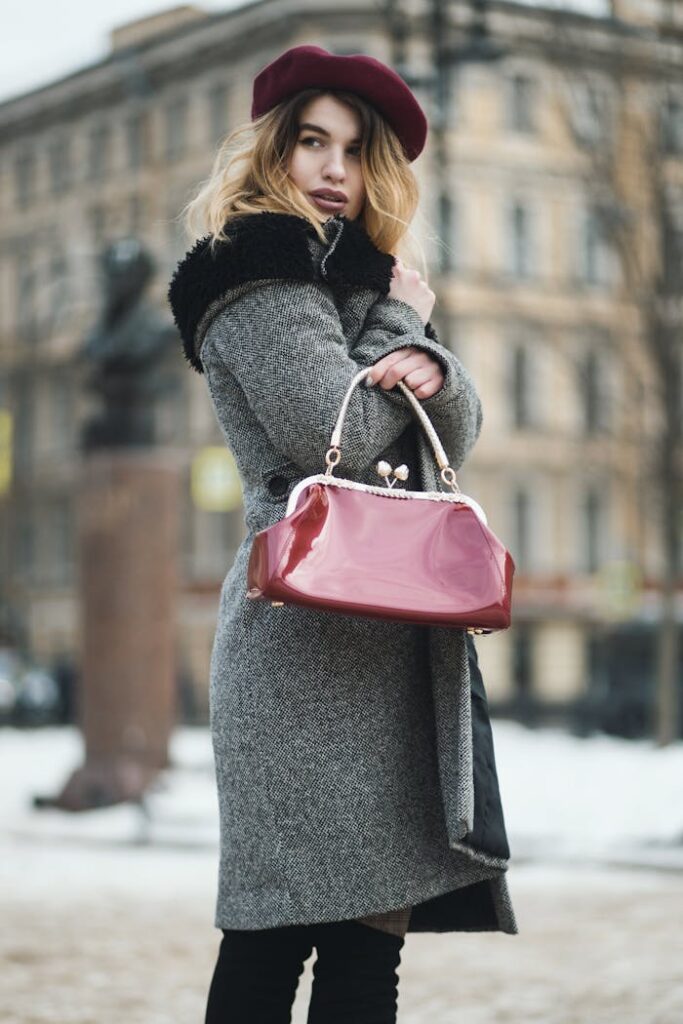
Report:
267,474,289,497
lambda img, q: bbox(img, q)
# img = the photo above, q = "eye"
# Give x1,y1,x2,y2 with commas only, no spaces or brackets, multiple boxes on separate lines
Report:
300,136,362,157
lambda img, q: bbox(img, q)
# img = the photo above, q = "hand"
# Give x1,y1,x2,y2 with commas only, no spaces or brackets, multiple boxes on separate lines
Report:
367,346,445,400
388,257,436,326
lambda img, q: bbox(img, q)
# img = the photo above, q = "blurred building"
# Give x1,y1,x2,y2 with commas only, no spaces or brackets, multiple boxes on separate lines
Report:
0,0,680,725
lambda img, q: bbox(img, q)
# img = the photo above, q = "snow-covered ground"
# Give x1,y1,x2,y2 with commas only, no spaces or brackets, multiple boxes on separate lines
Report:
2,721,683,1023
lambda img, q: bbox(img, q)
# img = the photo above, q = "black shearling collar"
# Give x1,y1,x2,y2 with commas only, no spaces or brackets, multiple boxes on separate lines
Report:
167,211,396,373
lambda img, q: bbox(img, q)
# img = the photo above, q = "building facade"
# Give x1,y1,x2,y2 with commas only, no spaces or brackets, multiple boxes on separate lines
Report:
0,0,680,724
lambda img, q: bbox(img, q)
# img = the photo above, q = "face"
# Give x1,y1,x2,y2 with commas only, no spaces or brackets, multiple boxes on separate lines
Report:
287,94,366,222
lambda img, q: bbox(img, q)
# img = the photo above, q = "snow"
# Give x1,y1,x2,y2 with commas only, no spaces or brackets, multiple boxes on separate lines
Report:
494,721,683,869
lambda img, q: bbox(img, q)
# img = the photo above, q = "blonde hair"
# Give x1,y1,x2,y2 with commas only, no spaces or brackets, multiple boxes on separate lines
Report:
178,87,429,275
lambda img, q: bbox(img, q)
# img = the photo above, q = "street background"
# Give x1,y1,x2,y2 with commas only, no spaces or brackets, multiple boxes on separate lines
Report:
1,0,682,1020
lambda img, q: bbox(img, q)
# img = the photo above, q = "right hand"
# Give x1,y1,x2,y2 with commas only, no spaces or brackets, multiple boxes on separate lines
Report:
388,257,435,326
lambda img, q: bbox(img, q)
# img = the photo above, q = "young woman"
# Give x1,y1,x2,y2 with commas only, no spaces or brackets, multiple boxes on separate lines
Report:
168,44,517,1024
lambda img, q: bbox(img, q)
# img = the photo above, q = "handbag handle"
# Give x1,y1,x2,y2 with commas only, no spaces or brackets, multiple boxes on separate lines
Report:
325,365,460,493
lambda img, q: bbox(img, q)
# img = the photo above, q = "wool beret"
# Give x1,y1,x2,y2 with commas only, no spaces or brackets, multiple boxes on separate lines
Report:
251,44,428,162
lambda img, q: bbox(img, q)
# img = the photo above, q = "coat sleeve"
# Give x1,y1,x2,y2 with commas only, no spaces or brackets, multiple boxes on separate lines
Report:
354,295,483,471
199,278,482,477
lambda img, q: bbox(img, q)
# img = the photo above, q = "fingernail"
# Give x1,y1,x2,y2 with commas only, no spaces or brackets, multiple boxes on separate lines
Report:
365,373,374,386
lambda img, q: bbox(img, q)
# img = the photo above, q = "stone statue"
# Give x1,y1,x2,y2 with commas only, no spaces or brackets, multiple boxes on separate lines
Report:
81,237,178,449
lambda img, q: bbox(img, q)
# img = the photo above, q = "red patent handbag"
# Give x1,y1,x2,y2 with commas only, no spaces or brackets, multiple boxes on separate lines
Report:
246,366,515,633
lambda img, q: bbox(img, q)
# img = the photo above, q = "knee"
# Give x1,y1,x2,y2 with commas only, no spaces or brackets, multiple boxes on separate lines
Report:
219,925,313,974
313,920,405,972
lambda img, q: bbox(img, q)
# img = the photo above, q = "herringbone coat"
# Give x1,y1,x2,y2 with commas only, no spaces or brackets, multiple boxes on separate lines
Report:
168,211,518,935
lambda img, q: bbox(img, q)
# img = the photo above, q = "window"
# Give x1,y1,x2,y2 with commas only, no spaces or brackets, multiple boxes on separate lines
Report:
328,44,368,56
16,263,38,344
570,81,611,146
48,135,72,195
583,209,600,283
585,628,608,702
15,149,37,209
47,251,70,332
50,376,73,452
49,499,74,585
507,73,536,134
88,204,107,246
436,191,457,272
581,485,605,574
16,510,35,579
126,111,150,170
508,201,533,278
191,505,241,579
511,485,531,571
13,376,34,471
87,122,111,181
166,196,189,268
165,97,189,162
511,343,533,429
578,347,610,435
580,206,615,287
208,82,229,144
662,93,683,156
660,186,683,294
128,194,145,234
511,624,534,696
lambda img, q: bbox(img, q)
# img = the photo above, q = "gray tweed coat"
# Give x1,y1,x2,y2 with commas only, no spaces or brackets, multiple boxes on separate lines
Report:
168,211,518,936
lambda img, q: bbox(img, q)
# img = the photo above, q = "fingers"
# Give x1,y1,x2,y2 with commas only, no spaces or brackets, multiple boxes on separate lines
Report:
402,364,438,393
369,349,443,393
368,347,422,387
392,361,444,398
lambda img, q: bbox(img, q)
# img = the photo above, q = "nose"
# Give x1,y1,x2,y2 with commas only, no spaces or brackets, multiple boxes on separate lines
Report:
323,146,346,181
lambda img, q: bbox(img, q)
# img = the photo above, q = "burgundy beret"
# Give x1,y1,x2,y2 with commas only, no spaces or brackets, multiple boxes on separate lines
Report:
251,44,428,162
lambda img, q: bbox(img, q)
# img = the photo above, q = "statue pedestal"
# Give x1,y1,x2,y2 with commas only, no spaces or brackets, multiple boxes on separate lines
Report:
53,449,181,811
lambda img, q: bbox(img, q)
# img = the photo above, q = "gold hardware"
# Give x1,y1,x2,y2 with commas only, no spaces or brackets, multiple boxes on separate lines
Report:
271,600,284,607
325,446,341,476
441,465,460,493
467,627,486,635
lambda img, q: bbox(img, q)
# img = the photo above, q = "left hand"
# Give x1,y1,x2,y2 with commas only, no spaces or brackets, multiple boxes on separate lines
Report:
367,346,445,400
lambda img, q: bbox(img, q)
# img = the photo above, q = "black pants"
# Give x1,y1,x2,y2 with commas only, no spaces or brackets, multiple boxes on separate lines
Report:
204,919,405,1024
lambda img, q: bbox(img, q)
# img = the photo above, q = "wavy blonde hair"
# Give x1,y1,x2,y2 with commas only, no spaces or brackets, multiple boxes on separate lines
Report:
178,87,429,274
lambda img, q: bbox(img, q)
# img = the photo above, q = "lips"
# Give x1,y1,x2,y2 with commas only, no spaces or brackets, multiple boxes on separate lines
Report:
311,188,348,202
309,187,348,214
310,191,348,213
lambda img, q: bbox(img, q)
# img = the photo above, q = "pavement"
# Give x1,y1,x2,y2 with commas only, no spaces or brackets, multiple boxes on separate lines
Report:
2,852,682,1024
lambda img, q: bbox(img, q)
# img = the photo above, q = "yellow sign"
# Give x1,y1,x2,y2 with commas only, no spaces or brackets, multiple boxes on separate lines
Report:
0,410,12,497
191,446,243,512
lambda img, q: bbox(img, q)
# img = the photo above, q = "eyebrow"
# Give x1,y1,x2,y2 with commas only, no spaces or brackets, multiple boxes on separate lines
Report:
298,122,362,145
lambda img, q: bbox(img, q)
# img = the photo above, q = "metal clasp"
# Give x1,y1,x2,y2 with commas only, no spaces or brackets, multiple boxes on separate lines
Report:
325,446,341,476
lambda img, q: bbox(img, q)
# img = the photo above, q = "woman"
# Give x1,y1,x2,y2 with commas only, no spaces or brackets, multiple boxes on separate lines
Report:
168,44,517,1024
